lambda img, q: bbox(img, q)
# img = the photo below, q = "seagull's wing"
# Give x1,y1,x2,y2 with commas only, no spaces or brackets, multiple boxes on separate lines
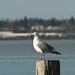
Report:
37,41,62,55
37,41,54,53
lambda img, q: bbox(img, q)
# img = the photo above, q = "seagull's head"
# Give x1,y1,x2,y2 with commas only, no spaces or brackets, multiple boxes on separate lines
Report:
30,32,39,37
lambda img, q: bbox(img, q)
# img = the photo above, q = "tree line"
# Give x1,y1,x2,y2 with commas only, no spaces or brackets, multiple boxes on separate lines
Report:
0,16,75,32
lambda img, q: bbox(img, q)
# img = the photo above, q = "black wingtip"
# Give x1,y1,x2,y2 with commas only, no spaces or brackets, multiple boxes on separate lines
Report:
57,52,62,55
52,51,62,55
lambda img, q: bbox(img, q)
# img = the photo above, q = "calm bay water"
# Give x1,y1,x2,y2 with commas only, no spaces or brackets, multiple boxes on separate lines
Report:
0,40,75,75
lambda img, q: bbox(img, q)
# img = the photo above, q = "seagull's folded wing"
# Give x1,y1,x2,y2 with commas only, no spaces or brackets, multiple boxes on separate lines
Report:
37,42,54,53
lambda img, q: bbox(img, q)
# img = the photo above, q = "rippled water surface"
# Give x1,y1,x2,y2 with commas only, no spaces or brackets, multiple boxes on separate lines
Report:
0,40,75,75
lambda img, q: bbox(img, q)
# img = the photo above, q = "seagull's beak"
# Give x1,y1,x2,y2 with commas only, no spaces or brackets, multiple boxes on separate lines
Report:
29,34,34,37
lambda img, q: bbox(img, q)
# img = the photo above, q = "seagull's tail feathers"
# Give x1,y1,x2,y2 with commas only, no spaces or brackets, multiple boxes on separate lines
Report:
52,51,62,55
48,49,62,55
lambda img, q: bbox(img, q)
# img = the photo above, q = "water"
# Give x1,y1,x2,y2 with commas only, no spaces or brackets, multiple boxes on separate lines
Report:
0,40,75,75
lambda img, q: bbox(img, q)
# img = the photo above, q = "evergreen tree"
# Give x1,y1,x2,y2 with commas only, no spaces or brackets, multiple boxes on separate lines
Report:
23,16,28,28
69,17,75,25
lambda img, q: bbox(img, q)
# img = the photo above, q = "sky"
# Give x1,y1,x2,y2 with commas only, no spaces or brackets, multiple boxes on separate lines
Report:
0,0,75,20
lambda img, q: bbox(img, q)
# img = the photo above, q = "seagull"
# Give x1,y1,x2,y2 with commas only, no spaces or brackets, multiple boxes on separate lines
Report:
30,32,62,60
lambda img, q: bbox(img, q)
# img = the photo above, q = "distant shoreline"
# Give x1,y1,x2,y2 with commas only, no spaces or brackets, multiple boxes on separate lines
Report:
0,36,75,40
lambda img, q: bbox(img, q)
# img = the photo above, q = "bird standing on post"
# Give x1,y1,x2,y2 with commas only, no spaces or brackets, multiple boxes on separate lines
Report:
30,32,62,60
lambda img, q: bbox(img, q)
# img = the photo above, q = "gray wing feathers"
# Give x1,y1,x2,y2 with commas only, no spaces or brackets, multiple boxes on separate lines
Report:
37,42,54,53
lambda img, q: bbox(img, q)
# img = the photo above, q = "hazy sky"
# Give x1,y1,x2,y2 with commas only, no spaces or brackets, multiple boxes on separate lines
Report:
0,0,75,20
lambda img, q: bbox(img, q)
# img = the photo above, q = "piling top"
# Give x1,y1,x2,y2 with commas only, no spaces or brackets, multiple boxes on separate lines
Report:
36,59,60,62
36,59,60,75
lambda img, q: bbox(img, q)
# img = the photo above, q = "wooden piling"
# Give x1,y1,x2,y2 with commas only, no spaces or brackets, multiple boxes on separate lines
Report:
36,60,60,75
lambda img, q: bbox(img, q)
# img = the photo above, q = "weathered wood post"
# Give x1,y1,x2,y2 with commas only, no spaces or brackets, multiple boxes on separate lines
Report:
36,60,60,75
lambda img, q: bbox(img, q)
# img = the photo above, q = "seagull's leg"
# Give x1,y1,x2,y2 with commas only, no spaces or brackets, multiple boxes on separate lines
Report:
40,54,42,60
43,53,45,60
